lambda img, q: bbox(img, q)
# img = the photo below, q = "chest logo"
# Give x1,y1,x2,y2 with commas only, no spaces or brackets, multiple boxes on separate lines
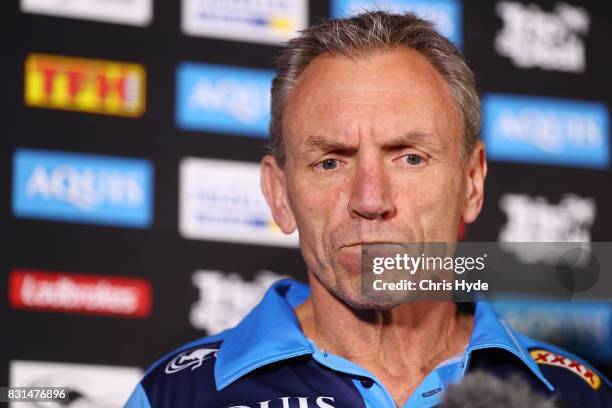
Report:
165,347,219,374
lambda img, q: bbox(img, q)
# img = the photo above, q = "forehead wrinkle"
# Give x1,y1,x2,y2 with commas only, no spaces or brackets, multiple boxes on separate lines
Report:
321,86,404,108
298,129,445,164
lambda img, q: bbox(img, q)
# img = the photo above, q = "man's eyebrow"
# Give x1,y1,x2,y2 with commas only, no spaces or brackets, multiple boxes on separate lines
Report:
383,130,443,155
302,135,357,155
301,131,444,158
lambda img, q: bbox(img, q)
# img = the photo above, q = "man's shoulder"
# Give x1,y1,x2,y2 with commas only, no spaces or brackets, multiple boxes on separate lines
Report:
125,332,228,407
516,332,612,407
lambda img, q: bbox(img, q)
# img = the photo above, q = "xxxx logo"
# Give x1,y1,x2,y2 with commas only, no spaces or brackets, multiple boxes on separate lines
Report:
530,349,601,390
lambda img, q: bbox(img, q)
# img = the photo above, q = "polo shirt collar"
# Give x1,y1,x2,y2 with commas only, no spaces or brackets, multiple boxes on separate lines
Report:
214,279,553,392
469,301,554,390
214,279,313,390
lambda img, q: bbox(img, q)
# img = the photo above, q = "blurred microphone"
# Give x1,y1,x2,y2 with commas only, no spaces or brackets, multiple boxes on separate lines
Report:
439,371,573,408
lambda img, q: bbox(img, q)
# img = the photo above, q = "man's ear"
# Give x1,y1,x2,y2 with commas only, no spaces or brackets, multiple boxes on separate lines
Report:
462,140,487,224
261,155,297,234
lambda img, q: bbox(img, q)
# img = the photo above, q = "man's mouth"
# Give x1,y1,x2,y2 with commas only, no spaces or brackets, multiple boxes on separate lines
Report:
341,241,399,247
340,241,408,251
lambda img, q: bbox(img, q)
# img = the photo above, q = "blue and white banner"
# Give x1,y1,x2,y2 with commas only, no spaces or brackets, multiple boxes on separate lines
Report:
181,0,308,45
330,0,463,46
12,148,153,228
179,157,299,247
176,62,274,138
483,93,610,170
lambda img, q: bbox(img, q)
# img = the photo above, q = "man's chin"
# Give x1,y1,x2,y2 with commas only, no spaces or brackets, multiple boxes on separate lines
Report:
327,280,409,310
339,295,403,311
312,267,416,310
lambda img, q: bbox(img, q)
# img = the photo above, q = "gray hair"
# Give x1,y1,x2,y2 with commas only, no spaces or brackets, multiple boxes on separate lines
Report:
267,10,481,166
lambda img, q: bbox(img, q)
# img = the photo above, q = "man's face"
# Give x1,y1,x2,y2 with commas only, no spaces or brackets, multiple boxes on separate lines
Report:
262,48,486,308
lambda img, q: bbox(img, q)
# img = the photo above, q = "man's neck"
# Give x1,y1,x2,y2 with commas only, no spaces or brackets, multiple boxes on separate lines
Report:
294,273,473,407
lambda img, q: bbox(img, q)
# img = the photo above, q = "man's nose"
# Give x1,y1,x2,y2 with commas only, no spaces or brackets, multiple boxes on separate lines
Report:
347,160,397,220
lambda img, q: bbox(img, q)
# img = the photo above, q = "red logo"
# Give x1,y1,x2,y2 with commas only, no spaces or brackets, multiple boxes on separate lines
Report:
9,269,152,318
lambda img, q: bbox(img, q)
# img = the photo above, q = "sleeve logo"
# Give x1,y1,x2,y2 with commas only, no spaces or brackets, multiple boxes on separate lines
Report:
530,349,601,390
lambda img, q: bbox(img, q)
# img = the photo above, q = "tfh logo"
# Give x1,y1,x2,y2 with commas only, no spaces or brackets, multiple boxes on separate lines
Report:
25,53,146,116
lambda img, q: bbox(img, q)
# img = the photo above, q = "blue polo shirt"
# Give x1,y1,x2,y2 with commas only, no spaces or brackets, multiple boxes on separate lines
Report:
125,279,611,407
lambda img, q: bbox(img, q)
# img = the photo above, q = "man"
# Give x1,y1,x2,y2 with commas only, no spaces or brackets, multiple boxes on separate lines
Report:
125,11,611,407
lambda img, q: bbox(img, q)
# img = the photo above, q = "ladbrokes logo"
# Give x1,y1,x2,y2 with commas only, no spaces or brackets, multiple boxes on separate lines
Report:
9,269,152,318
483,93,610,169
190,270,285,333
176,63,273,137
179,157,298,246
25,53,146,117
495,1,590,73
12,148,153,227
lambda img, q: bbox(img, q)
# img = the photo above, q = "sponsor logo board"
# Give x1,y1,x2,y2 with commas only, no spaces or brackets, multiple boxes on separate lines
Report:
330,0,462,46
483,93,610,169
181,0,308,44
176,62,273,137
9,269,152,318
21,0,152,26
495,1,590,73
498,193,596,266
179,157,298,247
190,270,285,334
12,148,153,228
25,53,146,117
9,360,143,408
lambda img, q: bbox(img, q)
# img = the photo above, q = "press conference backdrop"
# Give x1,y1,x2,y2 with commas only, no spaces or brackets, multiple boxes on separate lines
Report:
2,0,612,405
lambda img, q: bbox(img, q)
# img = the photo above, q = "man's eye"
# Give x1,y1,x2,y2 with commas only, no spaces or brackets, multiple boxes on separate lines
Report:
319,158,338,170
404,153,424,166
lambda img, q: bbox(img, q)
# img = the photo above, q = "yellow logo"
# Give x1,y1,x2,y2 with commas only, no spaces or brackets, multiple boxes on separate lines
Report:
530,349,601,390
25,53,146,117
